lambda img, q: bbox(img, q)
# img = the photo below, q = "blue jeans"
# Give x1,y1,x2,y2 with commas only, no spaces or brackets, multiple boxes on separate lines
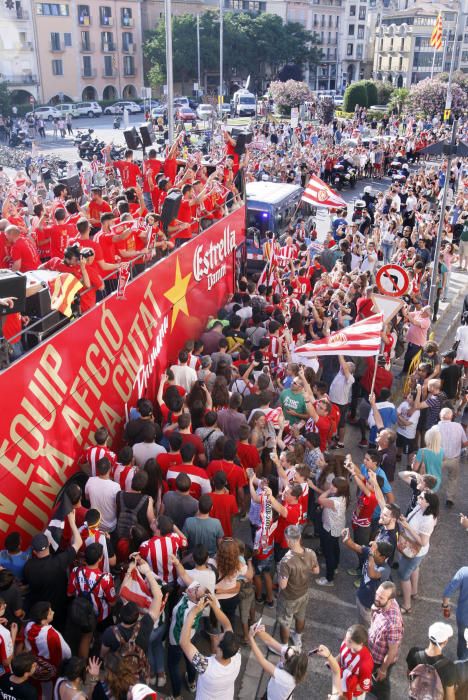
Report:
381,242,393,264
143,191,154,212
167,642,196,697
148,623,167,674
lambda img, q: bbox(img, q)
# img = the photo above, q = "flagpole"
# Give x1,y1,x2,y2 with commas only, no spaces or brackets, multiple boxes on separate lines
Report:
369,344,382,397
430,48,437,79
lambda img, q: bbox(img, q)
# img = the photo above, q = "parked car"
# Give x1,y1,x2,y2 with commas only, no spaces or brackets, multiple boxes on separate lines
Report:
196,103,215,120
75,101,102,117
333,95,344,106
104,101,142,115
174,96,190,108
151,106,168,122
25,105,61,121
176,106,197,122
55,103,80,118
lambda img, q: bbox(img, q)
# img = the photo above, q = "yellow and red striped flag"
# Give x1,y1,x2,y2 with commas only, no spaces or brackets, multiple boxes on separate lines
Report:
430,12,443,50
48,273,83,318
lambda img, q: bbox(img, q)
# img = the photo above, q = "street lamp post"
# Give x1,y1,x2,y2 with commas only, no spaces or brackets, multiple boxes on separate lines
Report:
164,0,174,144
219,0,223,115
197,14,201,99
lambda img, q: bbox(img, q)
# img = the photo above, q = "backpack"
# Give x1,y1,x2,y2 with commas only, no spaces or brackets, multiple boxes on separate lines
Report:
116,493,149,540
408,651,450,700
113,619,151,684
68,569,104,633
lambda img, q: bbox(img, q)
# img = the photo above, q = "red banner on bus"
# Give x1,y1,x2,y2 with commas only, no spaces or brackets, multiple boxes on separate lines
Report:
0,207,245,539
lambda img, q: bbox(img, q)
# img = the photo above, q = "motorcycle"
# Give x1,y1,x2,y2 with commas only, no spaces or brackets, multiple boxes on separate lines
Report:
332,162,357,190
113,115,122,129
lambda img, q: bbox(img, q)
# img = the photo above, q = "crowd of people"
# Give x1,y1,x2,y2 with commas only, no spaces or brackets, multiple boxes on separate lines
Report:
0,107,467,700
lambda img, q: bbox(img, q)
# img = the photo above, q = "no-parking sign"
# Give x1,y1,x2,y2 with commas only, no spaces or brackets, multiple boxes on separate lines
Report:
375,264,410,297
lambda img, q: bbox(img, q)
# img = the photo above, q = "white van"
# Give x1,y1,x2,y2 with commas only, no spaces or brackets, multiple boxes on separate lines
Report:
55,103,80,118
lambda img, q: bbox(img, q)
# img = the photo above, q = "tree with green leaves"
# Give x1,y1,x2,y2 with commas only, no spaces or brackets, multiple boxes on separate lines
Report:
0,82,11,117
388,87,409,115
343,82,368,111
143,11,322,94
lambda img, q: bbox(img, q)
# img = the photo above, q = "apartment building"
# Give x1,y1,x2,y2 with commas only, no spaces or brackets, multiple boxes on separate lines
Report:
373,0,468,87
32,0,143,104
0,0,40,105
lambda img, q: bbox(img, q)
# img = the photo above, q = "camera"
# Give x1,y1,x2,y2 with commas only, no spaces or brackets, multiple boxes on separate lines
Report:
80,247,94,259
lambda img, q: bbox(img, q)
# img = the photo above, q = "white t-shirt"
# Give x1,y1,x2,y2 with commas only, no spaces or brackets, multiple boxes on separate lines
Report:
329,370,355,406
405,505,436,557
170,364,198,392
322,496,347,537
397,401,420,440
132,441,167,468
455,325,468,362
195,653,242,700
267,667,296,700
84,476,121,532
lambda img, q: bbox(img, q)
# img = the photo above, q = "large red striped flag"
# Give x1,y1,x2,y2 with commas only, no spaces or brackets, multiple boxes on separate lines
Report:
301,175,347,209
48,273,83,318
257,242,279,289
430,12,443,50
294,313,384,357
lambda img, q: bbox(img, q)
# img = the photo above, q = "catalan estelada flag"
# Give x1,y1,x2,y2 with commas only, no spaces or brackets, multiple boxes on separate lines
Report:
430,12,443,50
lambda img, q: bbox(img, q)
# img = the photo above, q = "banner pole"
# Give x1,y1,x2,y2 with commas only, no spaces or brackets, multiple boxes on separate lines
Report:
369,341,383,397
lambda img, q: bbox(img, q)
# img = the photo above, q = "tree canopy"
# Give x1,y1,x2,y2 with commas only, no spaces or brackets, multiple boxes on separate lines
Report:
144,11,322,92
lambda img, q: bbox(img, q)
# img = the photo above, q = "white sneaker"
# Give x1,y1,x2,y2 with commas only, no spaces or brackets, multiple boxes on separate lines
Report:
316,577,334,587
291,632,302,650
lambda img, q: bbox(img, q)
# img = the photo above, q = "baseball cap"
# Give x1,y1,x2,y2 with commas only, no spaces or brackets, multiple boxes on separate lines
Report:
31,533,49,552
428,622,453,645
130,684,157,700
443,350,456,360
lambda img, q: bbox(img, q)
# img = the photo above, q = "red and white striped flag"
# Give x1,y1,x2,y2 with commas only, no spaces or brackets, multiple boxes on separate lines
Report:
257,243,279,289
117,262,131,299
295,313,384,357
301,175,347,209
430,12,443,50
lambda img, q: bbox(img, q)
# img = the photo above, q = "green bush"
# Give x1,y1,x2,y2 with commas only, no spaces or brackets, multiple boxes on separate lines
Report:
363,80,378,107
367,109,386,121
374,81,394,105
343,82,368,112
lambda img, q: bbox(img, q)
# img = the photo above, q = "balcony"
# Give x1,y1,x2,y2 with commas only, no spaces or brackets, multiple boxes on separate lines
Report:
121,16,133,27
81,68,97,78
50,43,64,52
101,42,116,52
80,41,95,52
123,68,136,77
19,41,34,51
122,43,136,53
100,16,113,27
1,74,38,85
102,69,117,78
15,9,30,20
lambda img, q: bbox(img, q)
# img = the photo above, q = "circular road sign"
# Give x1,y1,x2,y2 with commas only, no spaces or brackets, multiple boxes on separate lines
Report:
375,264,410,297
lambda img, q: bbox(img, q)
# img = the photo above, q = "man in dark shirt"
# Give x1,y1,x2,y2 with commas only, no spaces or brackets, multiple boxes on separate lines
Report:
162,472,199,530
200,322,225,355
406,622,457,699
23,514,82,632
0,651,37,700
124,399,155,446
440,352,463,401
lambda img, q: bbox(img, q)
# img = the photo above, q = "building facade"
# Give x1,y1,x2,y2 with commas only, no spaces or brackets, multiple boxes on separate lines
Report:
0,0,40,104
31,0,144,104
373,0,468,87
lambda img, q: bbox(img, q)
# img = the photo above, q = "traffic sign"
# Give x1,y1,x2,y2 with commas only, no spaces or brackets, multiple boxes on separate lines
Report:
444,108,451,122
29,96,35,104
371,294,404,323
375,264,410,297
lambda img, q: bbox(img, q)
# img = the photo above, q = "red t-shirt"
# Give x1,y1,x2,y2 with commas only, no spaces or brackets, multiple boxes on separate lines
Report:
156,452,182,478
236,442,261,474
209,492,238,537
42,257,80,276
275,502,302,548
3,313,22,345
340,641,374,699
68,236,104,273
10,236,40,271
165,431,205,464
206,459,247,495
163,157,177,184
79,265,103,312
143,158,162,192
114,161,142,188
45,222,76,258
356,296,375,321
88,199,112,227
94,230,117,264
305,414,334,452
176,199,194,239
352,490,378,529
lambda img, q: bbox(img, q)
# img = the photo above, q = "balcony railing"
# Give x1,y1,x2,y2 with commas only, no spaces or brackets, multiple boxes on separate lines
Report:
100,16,113,27
81,68,97,78
80,41,94,52
102,42,116,52
102,69,117,78
15,9,30,20
50,43,64,52
1,74,38,85
121,16,133,27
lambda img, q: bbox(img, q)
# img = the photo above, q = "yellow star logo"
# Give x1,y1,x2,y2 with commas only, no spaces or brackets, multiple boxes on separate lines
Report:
163,257,192,330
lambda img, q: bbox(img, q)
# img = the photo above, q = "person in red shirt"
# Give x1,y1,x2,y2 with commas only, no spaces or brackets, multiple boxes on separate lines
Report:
236,425,262,475
207,439,247,511
209,471,238,537
143,149,163,211
114,212,147,264
78,251,104,312
72,218,119,287
87,188,112,231
166,443,211,500
40,244,93,312
0,228,11,267
356,287,376,321
112,149,142,189
338,625,374,699
165,413,206,466
65,199,82,226
156,433,183,478
304,396,336,452
42,208,76,259
163,134,182,184
261,483,303,561
360,356,393,398
5,226,40,272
